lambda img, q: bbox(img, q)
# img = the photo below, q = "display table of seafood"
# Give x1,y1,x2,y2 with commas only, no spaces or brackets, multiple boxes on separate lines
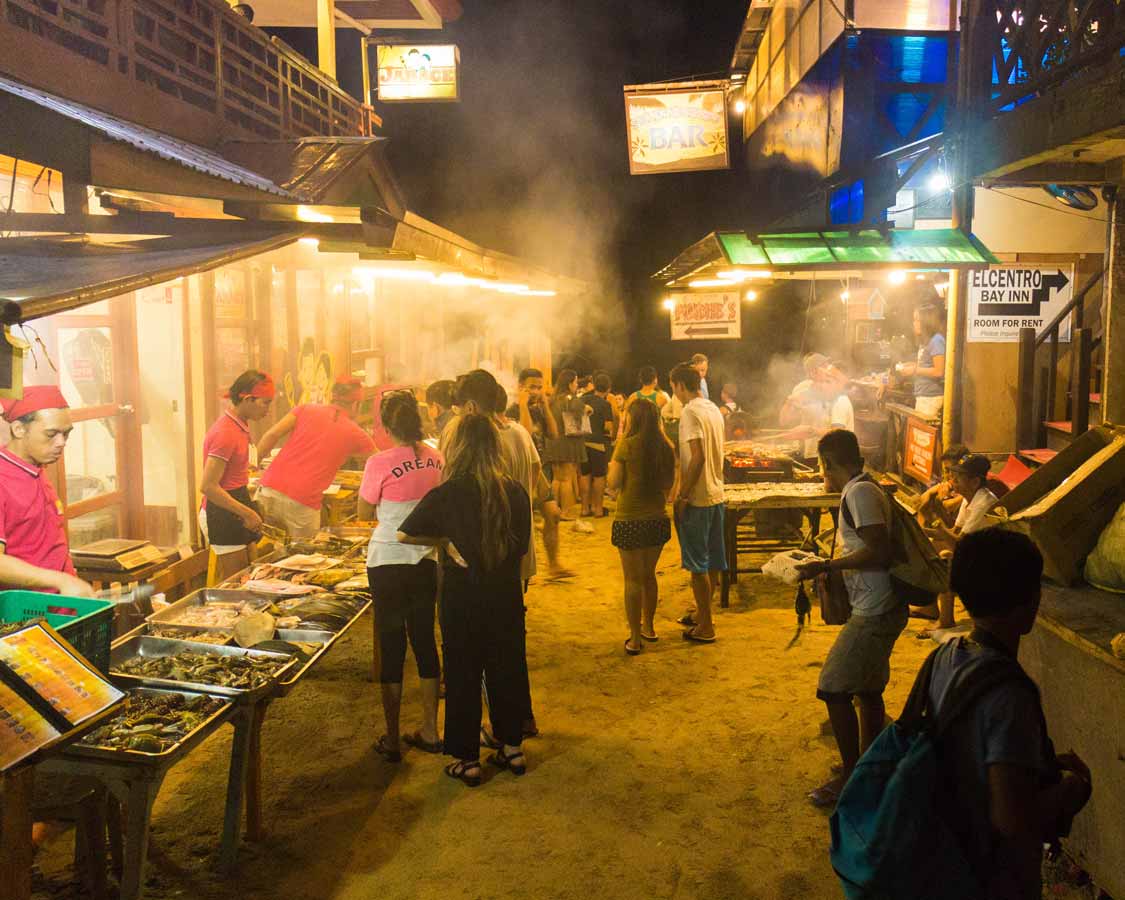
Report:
40,531,372,900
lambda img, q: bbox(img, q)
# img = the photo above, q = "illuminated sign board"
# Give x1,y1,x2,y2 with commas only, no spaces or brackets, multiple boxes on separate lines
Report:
624,86,729,175
669,292,741,341
967,265,1074,343
376,44,460,102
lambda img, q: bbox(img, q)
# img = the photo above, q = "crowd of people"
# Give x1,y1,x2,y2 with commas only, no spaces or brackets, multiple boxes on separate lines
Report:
0,340,1096,897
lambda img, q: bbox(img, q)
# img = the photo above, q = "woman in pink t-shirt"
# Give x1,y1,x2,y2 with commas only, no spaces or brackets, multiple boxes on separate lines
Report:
358,390,443,762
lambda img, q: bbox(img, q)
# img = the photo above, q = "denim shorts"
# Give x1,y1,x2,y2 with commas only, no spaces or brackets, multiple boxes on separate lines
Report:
675,503,727,573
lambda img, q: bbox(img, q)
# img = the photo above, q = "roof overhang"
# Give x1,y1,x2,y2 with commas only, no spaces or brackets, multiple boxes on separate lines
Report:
252,0,462,29
0,233,302,323
655,228,999,286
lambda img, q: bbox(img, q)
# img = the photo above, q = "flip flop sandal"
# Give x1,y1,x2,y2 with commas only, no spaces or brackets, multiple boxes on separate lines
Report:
677,612,696,627
374,735,402,763
480,726,503,750
682,629,716,644
488,748,527,776
403,731,443,754
807,783,842,809
445,760,482,787
624,638,642,656
640,631,659,642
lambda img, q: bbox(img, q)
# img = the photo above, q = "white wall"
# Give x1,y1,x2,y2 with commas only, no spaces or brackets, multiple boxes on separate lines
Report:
973,187,1106,255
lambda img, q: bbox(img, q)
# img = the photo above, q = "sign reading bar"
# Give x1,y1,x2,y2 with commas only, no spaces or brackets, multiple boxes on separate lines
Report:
376,44,459,103
670,292,741,341
967,265,1074,343
625,85,729,175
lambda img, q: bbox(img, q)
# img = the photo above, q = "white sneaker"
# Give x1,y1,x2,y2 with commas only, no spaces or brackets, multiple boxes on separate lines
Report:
572,519,595,534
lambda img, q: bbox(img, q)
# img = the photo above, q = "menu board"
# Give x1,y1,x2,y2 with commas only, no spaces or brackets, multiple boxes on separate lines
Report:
0,623,124,772
903,418,939,484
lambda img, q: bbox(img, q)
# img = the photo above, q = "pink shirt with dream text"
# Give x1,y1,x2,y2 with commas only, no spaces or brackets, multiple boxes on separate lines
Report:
359,444,444,508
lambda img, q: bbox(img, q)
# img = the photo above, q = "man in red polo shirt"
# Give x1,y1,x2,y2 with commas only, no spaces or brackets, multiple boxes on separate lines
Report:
256,375,376,538
0,385,94,596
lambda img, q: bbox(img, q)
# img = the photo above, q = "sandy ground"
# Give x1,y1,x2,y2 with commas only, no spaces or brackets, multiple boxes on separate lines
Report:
31,515,1097,899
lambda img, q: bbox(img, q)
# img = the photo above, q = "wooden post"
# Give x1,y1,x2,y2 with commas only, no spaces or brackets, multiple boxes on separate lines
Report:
316,0,337,80
1047,329,1059,420
1016,327,1037,449
1103,190,1125,426
0,767,35,900
360,35,372,105
1071,327,1092,437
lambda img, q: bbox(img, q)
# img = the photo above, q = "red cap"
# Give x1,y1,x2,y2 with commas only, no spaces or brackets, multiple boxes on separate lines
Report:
333,375,363,401
0,385,69,422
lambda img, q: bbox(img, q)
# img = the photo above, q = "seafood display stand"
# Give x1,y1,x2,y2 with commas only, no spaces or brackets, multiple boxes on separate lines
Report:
721,483,841,608
39,533,372,900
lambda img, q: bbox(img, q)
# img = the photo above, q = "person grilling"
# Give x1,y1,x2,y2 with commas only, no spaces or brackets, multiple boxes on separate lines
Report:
199,370,274,551
0,385,94,596
255,375,376,539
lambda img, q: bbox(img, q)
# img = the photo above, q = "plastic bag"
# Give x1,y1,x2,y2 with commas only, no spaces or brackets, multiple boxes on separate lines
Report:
1084,500,1125,593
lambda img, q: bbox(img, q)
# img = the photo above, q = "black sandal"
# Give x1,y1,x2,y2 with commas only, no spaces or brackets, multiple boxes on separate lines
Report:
488,747,527,776
624,638,642,656
479,726,502,750
445,760,482,787
403,731,443,754
374,735,401,763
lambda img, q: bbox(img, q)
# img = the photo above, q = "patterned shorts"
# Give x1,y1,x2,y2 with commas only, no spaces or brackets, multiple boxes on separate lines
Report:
611,517,671,551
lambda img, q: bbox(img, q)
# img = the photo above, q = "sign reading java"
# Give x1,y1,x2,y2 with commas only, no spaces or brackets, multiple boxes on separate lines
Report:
376,45,459,102
625,88,729,175
670,292,740,341
967,265,1074,343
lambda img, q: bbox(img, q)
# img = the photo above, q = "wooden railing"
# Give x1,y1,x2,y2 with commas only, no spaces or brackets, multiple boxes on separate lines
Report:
0,0,374,145
969,0,1125,113
1016,268,1104,449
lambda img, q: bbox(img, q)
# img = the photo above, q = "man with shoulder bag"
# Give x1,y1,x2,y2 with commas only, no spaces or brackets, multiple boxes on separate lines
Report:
796,429,907,808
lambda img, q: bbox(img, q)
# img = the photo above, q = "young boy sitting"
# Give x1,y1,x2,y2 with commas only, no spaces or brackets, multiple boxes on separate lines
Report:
920,453,1000,637
925,529,1092,898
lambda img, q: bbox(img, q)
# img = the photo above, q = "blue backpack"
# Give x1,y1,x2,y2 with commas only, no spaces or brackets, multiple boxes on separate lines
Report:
829,647,1029,899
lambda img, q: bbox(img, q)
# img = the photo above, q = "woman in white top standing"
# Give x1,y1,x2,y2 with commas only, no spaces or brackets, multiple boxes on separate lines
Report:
358,391,444,763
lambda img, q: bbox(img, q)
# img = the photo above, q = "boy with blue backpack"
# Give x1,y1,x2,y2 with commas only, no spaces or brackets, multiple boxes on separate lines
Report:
830,528,1093,899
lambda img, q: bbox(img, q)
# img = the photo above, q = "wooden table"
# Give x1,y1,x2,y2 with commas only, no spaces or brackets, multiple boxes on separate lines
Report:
721,484,841,608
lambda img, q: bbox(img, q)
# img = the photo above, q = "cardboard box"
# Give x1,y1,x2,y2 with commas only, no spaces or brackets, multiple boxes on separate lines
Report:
989,428,1125,585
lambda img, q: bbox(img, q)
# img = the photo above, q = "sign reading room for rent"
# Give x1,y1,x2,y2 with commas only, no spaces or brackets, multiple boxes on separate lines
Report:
967,265,1075,343
625,86,729,175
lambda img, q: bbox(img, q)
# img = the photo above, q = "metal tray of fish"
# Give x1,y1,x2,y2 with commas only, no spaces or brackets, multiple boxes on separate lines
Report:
109,636,297,700
275,599,371,693
146,588,275,627
66,687,234,764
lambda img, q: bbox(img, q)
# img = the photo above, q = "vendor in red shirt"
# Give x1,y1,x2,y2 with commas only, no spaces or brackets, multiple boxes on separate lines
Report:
255,375,376,538
199,370,274,549
0,385,93,596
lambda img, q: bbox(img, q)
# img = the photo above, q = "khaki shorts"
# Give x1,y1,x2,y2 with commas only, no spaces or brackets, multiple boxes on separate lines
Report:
816,605,909,700
257,486,322,540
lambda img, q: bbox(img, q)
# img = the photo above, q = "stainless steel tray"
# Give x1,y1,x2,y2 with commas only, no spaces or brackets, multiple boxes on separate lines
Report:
276,599,371,693
146,588,274,626
109,636,297,700
275,629,336,644
67,687,234,764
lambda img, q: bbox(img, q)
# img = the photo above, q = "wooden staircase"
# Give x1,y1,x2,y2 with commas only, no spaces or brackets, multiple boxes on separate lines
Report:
1016,269,1105,455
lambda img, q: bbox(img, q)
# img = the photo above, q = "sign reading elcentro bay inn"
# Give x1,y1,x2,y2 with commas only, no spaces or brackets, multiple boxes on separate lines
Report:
967,265,1075,343
376,45,459,102
624,83,729,175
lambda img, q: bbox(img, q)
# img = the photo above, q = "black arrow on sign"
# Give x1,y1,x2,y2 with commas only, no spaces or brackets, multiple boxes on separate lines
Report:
684,325,731,336
977,268,1069,317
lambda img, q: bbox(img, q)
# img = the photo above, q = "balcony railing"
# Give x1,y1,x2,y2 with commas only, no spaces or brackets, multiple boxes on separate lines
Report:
0,0,375,145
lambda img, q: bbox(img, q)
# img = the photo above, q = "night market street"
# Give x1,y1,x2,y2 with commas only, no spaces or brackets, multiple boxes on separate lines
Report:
32,516,934,900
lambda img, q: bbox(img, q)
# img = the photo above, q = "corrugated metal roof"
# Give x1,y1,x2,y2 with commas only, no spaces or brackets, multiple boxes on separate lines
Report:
0,74,294,199
0,233,299,322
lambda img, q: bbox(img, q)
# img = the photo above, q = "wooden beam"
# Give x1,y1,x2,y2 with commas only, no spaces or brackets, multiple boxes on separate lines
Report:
969,56,1125,179
317,0,337,79
1103,191,1125,426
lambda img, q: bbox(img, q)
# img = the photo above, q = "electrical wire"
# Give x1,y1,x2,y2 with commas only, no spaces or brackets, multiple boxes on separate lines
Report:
981,185,1111,223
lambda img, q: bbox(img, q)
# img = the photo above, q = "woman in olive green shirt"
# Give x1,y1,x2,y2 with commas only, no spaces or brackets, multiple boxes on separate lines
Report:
608,398,676,655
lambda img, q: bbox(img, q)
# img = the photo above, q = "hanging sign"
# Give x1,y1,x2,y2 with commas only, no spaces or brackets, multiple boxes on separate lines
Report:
669,292,741,341
376,44,460,102
624,84,729,175
967,265,1074,343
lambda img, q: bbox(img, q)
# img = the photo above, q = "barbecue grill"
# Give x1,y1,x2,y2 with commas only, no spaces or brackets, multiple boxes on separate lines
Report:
723,442,797,484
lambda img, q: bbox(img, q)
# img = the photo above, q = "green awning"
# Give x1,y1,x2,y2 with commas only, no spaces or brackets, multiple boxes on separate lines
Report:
714,228,997,271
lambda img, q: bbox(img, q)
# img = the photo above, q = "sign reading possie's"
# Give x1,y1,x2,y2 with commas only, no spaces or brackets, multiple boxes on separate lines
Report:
670,292,741,341
376,45,459,102
625,87,729,175
967,265,1075,343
